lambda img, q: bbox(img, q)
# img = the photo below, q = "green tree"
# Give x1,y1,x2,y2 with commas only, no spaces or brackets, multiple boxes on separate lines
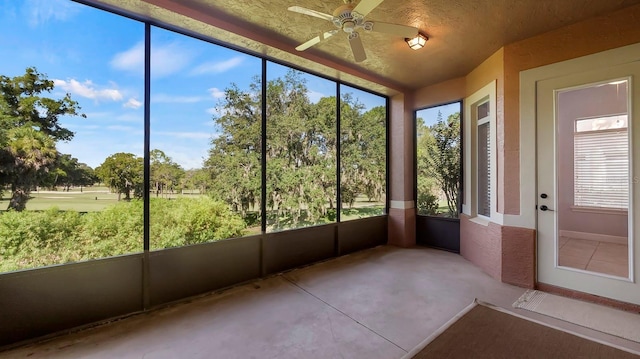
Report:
74,163,98,189
181,168,210,194
95,153,143,201
416,116,437,215
2,127,57,211
205,78,262,219
205,70,387,229
426,112,461,217
340,99,386,208
264,71,335,227
46,154,96,191
0,67,84,210
150,149,184,198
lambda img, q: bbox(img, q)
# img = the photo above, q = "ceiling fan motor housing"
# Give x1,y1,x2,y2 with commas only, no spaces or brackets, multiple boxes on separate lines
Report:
332,4,365,31
289,0,420,62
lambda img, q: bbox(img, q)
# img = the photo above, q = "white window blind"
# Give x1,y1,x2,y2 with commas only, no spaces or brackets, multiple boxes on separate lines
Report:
477,121,490,216
574,127,628,209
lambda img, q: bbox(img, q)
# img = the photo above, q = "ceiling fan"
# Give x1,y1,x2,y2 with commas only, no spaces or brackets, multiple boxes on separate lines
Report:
288,0,419,62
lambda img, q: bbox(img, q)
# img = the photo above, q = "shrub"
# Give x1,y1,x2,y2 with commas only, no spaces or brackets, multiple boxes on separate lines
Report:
80,200,143,257
0,208,83,271
0,197,246,272
417,191,439,216
150,197,246,249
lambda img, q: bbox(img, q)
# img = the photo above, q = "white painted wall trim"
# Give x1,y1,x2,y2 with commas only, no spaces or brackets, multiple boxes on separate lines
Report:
390,200,415,209
463,80,500,225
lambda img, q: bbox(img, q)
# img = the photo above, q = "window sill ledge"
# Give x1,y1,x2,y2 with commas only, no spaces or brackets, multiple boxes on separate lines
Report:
469,216,491,227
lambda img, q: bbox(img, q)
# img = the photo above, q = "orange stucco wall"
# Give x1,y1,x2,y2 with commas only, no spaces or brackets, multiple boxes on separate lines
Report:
410,4,640,288
413,77,465,110
502,3,640,215
390,93,415,202
388,93,416,247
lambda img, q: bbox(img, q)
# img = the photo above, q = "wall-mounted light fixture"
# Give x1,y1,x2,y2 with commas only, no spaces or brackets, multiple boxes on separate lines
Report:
405,33,428,50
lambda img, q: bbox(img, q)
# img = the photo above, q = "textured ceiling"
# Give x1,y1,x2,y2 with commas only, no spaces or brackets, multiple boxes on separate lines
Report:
93,0,640,95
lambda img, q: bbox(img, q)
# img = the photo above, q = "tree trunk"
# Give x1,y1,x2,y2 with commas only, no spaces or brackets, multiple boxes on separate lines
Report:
8,186,29,211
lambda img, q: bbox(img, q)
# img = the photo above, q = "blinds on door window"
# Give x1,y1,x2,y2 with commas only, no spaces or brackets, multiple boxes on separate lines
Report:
574,117,628,209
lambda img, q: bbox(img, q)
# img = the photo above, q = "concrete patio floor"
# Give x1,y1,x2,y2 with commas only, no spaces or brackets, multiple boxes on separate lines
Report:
2,245,640,358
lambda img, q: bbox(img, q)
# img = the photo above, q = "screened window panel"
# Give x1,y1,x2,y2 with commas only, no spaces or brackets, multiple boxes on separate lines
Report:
574,129,629,209
477,121,490,216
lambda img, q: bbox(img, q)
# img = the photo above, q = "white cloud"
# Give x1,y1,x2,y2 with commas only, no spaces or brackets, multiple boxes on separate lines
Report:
168,149,207,170
307,90,325,103
150,142,218,170
53,79,123,102
110,42,144,73
107,125,136,132
206,107,220,116
208,87,225,99
191,56,244,75
124,98,142,109
111,41,195,78
24,0,82,27
206,106,234,118
152,94,205,103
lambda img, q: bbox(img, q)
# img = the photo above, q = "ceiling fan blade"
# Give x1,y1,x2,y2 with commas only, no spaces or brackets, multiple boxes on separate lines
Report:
348,32,366,62
352,0,384,17
370,22,418,38
287,6,333,21
295,30,339,51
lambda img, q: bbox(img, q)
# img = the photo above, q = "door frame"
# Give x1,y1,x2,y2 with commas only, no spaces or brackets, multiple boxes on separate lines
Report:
520,43,640,302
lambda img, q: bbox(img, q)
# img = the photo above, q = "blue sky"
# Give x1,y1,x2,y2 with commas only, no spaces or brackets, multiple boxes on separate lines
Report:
416,102,461,127
0,0,385,170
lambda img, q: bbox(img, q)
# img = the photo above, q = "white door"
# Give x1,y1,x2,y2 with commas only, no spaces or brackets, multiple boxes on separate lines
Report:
537,61,640,305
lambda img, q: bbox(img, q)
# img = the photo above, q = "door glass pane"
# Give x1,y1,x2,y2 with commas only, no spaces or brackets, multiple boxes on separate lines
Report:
556,79,630,278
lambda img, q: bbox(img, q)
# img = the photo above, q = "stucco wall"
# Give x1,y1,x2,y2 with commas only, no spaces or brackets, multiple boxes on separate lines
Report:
413,77,465,110
460,215,535,288
389,93,416,247
503,3,640,215
460,215,502,280
411,4,640,288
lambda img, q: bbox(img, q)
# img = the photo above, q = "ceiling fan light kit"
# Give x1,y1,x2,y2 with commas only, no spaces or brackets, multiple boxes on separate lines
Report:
288,0,422,62
406,33,428,50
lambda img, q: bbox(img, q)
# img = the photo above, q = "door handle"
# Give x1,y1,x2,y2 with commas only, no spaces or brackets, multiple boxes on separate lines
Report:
539,205,554,211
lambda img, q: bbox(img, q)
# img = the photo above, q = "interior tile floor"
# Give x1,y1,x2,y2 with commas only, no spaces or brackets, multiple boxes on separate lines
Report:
559,237,629,277
2,246,640,358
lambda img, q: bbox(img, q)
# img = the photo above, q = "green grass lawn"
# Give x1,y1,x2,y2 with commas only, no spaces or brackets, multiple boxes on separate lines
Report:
340,205,385,221
0,187,212,212
0,187,119,212
0,188,386,222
